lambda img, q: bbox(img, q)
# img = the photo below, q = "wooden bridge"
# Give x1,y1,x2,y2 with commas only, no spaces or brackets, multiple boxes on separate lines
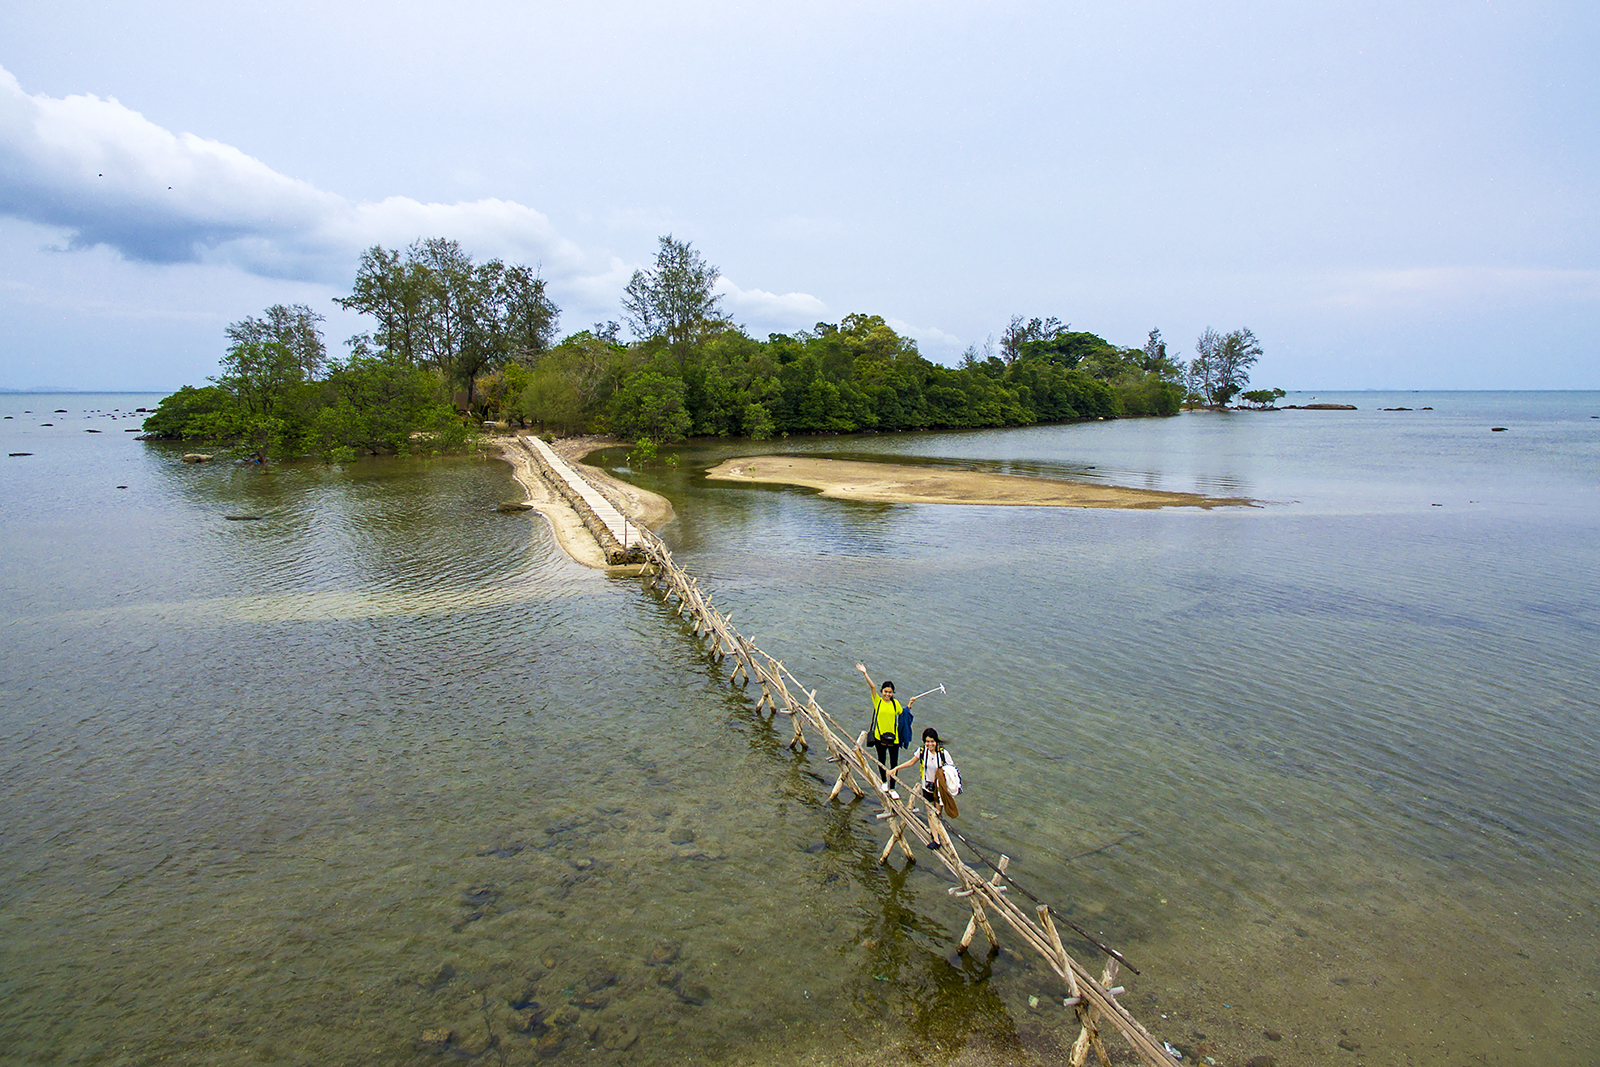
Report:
514,435,1178,1067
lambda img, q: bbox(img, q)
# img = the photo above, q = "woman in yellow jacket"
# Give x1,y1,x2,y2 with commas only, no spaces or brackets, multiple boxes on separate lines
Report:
855,662,921,798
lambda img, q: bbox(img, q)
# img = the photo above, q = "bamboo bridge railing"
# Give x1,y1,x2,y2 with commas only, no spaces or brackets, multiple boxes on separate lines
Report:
518,437,1177,1067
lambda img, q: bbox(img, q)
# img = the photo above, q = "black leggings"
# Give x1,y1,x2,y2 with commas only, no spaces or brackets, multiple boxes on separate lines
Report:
872,742,901,784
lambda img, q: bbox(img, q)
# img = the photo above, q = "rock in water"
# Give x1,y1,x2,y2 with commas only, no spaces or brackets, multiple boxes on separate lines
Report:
601,1022,638,1051
182,453,213,463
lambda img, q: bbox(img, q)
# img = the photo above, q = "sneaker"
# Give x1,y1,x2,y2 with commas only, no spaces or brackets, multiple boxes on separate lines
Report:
888,790,901,800
927,840,941,850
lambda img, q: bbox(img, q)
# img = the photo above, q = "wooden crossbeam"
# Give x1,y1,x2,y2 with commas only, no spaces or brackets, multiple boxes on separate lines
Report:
608,512,1175,1067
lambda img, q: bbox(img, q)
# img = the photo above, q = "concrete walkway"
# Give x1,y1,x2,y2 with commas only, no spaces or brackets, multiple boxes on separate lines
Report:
524,435,644,548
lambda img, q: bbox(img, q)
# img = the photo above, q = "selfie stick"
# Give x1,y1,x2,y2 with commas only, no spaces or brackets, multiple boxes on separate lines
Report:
908,684,946,702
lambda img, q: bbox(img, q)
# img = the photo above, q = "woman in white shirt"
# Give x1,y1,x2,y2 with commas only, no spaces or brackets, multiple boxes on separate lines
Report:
892,728,958,849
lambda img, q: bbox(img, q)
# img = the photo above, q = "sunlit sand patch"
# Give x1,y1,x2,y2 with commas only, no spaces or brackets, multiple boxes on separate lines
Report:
47,583,576,626
706,455,1253,509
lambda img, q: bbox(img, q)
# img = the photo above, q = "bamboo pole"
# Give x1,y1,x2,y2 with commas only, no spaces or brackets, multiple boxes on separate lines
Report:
609,516,1174,1067
1070,957,1121,1067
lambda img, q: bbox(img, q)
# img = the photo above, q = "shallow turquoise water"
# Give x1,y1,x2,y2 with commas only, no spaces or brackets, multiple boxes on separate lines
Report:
2,391,1597,1066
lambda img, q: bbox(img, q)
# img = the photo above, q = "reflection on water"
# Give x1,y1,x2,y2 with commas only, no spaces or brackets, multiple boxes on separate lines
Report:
2,392,1599,1066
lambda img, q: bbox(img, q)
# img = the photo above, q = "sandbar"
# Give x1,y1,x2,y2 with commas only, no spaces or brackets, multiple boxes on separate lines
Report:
705,455,1251,509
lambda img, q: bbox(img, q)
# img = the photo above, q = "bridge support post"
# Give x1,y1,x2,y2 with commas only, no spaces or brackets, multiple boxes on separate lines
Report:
1069,956,1119,1067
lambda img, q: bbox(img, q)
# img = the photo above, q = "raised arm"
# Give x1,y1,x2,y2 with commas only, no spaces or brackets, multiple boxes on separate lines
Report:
855,662,877,696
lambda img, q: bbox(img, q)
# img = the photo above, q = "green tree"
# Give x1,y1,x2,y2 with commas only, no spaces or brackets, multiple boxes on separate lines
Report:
211,336,308,462
336,239,560,410
1139,328,1184,379
1189,327,1263,406
307,357,463,457
1239,387,1286,409
1000,316,1066,364
335,246,429,365
612,369,693,442
226,304,328,380
141,384,232,439
621,235,728,364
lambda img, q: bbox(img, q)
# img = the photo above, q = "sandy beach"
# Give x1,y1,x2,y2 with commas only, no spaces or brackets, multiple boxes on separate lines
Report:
705,455,1252,509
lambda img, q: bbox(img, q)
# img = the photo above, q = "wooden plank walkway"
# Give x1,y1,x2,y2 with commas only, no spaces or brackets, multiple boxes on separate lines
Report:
523,435,645,549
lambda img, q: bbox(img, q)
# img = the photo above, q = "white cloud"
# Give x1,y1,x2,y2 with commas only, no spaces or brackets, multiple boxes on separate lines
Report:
714,276,829,327
885,316,963,354
0,64,590,285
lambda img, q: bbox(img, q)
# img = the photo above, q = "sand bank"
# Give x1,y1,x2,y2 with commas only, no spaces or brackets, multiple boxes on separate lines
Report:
495,435,674,570
706,455,1251,509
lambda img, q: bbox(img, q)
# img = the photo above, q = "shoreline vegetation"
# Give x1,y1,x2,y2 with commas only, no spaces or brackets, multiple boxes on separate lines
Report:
138,234,1279,468
136,231,1275,563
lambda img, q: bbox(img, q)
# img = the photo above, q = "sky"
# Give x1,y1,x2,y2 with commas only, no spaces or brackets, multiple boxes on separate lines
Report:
1,0,1596,391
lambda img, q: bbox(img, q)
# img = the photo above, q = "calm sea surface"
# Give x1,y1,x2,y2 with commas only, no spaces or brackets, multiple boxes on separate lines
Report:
2,391,1596,1066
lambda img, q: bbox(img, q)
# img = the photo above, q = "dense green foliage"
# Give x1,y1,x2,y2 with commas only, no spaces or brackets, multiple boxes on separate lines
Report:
150,234,1209,460
1239,387,1286,408
494,312,1185,443
145,301,470,461
492,242,1189,442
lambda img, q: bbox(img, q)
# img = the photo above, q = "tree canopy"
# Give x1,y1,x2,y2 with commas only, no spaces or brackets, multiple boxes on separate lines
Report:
148,233,1215,460
621,235,728,365
1187,327,1263,406
334,238,558,407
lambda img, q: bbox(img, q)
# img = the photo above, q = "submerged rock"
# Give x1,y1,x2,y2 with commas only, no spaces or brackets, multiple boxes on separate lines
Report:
577,969,618,994
182,453,213,463
674,981,711,1006
601,1021,639,1051
646,942,680,966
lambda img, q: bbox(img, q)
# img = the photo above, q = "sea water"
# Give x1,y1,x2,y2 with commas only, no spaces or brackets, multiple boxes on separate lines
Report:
1,391,1596,1066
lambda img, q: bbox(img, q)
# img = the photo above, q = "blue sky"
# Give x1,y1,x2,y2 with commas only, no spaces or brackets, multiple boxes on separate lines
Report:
2,0,1595,390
